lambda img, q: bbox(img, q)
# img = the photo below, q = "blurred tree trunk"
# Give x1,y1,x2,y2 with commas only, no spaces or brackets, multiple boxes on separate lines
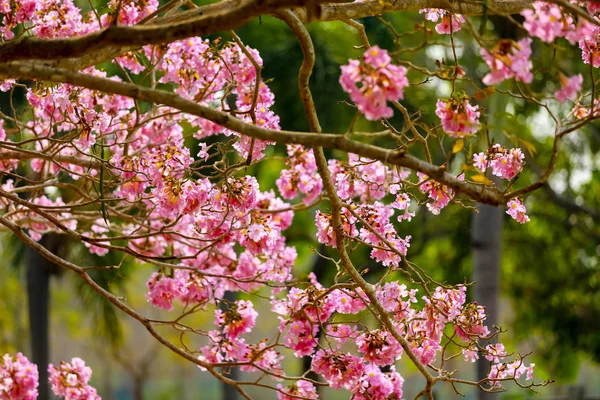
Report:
472,204,503,400
26,239,52,400
221,290,239,400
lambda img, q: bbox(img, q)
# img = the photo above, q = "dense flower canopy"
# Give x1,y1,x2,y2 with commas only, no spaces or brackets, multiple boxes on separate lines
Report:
0,0,597,398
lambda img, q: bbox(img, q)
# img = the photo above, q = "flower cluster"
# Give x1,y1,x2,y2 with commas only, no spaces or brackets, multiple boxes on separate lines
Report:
555,73,583,103
435,94,481,137
215,300,259,341
276,145,323,205
0,353,38,400
519,1,600,66
507,198,530,224
48,358,100,400
473,144,525,180
340,46,409,120
420,9,465,34
276,380,318,400
522,2,566,43
417,172,459,215
481,38,534,85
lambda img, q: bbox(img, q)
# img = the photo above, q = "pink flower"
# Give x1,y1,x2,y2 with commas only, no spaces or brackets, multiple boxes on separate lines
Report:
363,46,391,68
435,96,480,137
555,74,583,103
418,172,459,215
412,338,441,365
474,144,525,180
521,2,565,43
146,272,185,311
0,353,39,400
485,343,507,363
462,347,479,362
420,9,465,34
340,46,409,120
356,330,403,366
325,324,357,344
481,38,533,85
579,25,600,68
311,349,365,390
215,300,258,340
276,380,318,400
473,152,488,172
48,358,99,400
283,318,319,357
507,199,530,223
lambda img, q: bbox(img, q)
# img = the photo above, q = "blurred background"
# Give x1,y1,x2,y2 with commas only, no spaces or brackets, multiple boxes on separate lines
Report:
0,1,599,399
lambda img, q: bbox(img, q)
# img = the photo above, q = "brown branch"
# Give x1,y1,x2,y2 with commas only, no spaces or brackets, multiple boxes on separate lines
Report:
0,0,329,67
294,0,534,23
0,62,509,206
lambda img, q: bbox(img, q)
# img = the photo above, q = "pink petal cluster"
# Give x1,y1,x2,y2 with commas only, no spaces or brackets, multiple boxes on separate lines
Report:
473,144,525,180
419,9,465,34
506,199,530,224
276,380,318,400
276,145,323,205
315,208,358,247
356,330,403,366
417,172,459,215
0,353,39,400
481,38,534,85
48,358,100,400
488,360,535,387
355,203,411,268
435,96,481,137
520,1,598,55
521,2,565,42
331,155,392,201
340,46,409,120
353,365,404,400
579,27,600,67
215,300,259,340
311,349,365,390
555,73,583,103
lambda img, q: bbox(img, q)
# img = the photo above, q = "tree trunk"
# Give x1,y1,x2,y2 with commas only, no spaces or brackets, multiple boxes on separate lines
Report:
471,204,503,400
220,290,240,400
26,245,51,400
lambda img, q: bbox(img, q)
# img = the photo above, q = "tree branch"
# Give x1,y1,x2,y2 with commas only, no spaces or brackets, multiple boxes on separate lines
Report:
0,61,509,206
294,0,533,23
0,0,328,66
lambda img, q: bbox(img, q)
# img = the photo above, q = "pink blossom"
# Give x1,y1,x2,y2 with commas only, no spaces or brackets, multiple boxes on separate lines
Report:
276,380,318,400
215,300,258,340
579,27,600,67
420,9,465,34
521,2,565,43
507,199,530,223
325,324,357,344
356,330,403,366
481,38,533,85
0,353,39,400
473,144,525,180
283,318,319,357
146,272,185,311
485,343,507,363
555,74,583,103
340,46,409,120
418,172,458,215
435,96,480,137
311,349,365,390
412,339,442,365
462,347,479,362
48,358,99,400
